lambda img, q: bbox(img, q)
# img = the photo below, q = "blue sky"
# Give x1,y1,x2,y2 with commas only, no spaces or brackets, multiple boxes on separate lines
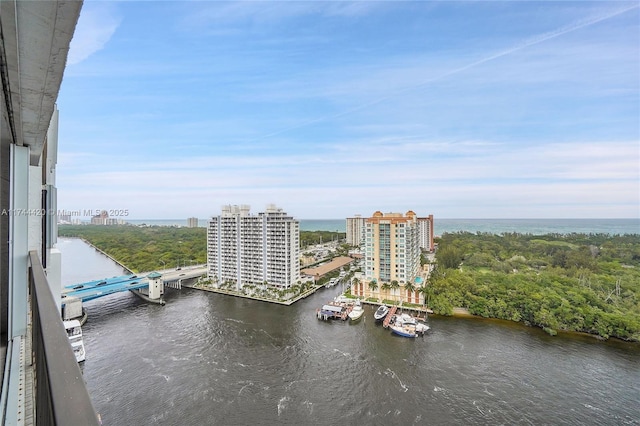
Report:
56,1,639,220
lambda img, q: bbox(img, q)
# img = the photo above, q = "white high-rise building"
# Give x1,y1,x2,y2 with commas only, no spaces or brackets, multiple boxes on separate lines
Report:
417,215,434,252
207,204,300,290
346,215,366,247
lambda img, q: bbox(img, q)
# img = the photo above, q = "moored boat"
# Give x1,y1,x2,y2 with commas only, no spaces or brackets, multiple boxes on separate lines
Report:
374,305,390,321
64,319,86,362
389,313,430,338
348,300,364,321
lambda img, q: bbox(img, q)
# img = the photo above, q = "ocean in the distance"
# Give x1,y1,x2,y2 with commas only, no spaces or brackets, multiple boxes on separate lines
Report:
125,218,638,235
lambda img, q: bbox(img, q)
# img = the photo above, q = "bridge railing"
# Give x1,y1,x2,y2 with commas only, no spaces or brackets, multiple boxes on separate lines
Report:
29,251,101,425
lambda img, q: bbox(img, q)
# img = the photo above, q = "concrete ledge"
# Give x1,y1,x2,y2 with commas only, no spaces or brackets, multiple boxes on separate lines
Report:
186,283,324,305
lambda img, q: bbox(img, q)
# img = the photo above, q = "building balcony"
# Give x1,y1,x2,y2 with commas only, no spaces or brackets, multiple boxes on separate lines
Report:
0,252,100,425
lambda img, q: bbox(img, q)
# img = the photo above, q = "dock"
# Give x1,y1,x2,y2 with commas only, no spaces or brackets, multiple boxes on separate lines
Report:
383,305,398,328
316,300,354,321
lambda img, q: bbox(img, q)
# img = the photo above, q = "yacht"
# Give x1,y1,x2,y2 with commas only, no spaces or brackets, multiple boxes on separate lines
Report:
64,319,86,363
348,300,364,321
389,314,430,338
374,305,390,321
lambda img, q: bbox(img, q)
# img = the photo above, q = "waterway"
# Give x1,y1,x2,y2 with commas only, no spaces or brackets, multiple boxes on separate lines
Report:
59,238,640,425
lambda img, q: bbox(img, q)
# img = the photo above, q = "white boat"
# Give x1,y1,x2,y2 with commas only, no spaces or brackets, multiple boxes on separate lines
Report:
389,313,430,338
348,300,364,321
64,319,86,362
374,305,390,321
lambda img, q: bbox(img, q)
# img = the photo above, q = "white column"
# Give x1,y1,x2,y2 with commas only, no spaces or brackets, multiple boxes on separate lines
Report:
9,145,29,338
47,248,62,313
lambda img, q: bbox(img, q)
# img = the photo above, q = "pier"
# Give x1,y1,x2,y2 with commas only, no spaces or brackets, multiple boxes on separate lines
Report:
383,306,398,328
316,299,354,321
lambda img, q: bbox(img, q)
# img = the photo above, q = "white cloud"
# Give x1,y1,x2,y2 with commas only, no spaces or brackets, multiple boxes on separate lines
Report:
56,139,639,219
67,3,121,65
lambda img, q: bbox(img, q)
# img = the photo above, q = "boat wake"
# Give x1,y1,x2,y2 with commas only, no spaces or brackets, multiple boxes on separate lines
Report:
277,396,290,416
333,348,351,358
385,368,408,392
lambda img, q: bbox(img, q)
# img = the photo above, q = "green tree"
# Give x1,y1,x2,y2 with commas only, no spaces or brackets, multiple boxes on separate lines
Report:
437,245,463,269
404,280,415,302
390,280,400,302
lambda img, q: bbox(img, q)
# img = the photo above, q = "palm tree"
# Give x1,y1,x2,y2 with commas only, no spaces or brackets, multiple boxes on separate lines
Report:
404,280,416,304
367,279,378,299
390,280,400,302
380,282,390,301
419,285,431,308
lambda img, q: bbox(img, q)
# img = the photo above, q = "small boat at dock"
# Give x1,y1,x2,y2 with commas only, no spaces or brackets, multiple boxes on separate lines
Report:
348,300,364,321
389,313,430,338
374,305,390,321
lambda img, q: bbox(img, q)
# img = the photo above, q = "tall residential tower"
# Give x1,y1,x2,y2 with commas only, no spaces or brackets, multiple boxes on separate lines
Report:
352,211,424,304
207,204,300,290
346,215,366,247
417,214,435,252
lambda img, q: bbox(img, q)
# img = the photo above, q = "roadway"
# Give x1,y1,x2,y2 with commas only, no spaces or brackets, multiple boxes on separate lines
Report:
62,266,207,302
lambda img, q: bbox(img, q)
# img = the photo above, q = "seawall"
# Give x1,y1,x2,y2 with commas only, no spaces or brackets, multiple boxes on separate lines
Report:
75,237,135,274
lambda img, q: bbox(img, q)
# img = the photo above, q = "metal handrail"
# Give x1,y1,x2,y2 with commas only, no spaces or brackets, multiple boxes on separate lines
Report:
29,251,100,425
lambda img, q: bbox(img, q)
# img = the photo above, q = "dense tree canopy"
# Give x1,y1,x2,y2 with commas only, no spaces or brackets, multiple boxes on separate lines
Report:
60,225,207,273
299,231,345,248
59,225,345,273
430,232,640,341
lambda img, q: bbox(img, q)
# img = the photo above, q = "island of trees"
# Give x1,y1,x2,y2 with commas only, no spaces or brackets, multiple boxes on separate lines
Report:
430,232,640,341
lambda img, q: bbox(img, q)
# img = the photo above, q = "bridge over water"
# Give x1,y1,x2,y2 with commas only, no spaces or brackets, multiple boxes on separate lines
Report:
61,267,207,316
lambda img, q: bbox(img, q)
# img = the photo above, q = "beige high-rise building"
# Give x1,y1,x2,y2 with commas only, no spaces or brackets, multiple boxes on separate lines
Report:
345,215,366,246
187,217,199,228
352,211,424,304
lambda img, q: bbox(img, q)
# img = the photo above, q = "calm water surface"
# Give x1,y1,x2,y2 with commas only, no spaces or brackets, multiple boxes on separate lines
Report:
59,238,640,426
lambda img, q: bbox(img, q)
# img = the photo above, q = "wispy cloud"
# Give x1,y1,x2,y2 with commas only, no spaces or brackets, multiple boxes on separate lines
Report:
67,2,121,65
56,2,639,219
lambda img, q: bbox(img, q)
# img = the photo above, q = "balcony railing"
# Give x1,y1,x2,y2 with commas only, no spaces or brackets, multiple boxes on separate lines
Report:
29,251,100,425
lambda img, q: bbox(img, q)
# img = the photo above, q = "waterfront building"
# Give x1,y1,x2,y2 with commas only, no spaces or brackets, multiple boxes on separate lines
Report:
91,210,108,225
207,204,300,290
187,217,199,228
346,215,366,247
89,211,124,225
1,2,99,423
417,215,435,252
58,213,72,224
352,211,424,305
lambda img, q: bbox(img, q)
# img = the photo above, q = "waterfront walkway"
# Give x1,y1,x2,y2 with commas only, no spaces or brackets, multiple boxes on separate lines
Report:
188,281,325,305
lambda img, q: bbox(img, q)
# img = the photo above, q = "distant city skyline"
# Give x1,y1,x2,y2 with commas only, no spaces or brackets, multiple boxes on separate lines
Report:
56,2,639,219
